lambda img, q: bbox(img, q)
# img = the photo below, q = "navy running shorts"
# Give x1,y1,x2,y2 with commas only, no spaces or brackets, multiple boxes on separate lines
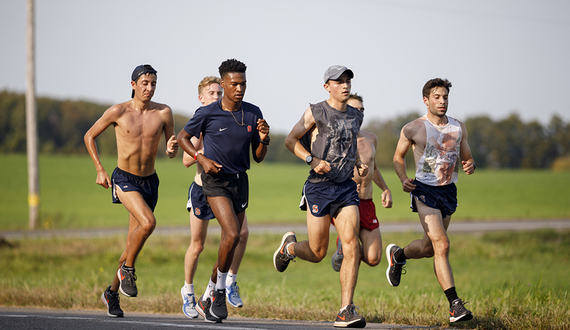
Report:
111,167,159,212
300,179,360,218
201,171,249,214
187,181,215,220
410,179,457,218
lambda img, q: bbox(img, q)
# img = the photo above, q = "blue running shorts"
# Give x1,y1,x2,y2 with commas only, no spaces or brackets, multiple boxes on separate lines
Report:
300,179,360,218
410,179,457,218
187,181,215,220
111,167,159,212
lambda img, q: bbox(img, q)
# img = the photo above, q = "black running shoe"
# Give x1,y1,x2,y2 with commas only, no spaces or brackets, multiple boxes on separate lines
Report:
196,294,222,323
273,231,296,272
101,286,124,317
210,288,228,320
117,262,137,297
449,298,473,322
333,303,366,328
385,243,406,287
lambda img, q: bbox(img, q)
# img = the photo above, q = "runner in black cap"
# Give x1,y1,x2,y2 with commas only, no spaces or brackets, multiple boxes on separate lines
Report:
84,64,178,318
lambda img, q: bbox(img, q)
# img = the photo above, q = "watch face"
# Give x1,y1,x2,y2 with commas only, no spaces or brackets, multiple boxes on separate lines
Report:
306,155,313,164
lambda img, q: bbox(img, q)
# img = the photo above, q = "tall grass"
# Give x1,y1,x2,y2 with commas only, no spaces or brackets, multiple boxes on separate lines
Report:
1,154,569,230
1,230,569,329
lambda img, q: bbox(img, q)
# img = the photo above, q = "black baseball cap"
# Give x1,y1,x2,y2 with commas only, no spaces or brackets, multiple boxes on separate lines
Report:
131,64,157,82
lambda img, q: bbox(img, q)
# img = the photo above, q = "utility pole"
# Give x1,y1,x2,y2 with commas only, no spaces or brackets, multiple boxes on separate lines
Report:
26,0,40,230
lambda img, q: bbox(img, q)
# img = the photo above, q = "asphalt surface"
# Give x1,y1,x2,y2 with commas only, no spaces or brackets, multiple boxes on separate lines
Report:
0,307,450,330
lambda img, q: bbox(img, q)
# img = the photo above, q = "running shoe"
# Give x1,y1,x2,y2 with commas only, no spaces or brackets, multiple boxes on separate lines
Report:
226,282,243,308
273,231,297,272
331,237,344,272
196,294,221,323
180,287,198,318
210,288,228,320
101,286,124,318
385,243,406,287
117,262,137,297
449,298,473,323
333,303,366,328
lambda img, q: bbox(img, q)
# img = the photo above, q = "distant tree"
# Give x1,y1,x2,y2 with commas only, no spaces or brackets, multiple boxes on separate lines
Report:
1,90,568,168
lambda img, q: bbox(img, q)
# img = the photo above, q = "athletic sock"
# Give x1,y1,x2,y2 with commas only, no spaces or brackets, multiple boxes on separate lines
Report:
204,279,215,300
226,272,237,288
183,282,194,295
216,269,228,291
394,247,408,263
444,287,459,306
285,242,295,257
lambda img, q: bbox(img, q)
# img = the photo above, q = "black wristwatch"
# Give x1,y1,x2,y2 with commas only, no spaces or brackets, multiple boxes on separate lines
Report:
260,136,270,145
305,155,313,165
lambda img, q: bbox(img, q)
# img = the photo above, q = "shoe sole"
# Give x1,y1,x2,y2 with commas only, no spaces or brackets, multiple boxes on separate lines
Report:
101,291,123,318
273,231,295,271
227,295,243,308
450,313,473,323
333,318,366,328
117,267,137,297
385,243,399,287
181,287,198,318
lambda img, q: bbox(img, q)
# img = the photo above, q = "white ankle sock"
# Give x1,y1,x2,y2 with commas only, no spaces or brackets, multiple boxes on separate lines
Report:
204,279,215,300
216,269,228,291
183,282,194,294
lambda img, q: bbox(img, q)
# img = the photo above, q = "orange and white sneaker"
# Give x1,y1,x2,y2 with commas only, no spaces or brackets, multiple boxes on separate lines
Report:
273,231,297,272
449,299,473,322
334,303,366,328
117,262,137,297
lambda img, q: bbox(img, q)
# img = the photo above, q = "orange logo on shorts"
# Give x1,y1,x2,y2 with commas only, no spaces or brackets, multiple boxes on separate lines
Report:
312,204,319,214
247,125,252,132
195,208,201,216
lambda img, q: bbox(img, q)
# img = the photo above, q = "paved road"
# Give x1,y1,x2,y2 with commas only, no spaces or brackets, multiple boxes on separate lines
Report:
1,219,569,240
0,307,446,330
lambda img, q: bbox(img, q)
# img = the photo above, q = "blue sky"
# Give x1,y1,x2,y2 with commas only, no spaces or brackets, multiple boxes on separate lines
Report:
1,0,569,133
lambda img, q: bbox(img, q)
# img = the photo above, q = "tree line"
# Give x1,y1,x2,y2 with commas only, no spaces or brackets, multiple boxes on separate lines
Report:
1,90,569,170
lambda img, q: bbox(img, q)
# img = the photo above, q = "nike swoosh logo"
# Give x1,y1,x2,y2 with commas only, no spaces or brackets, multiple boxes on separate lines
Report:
219,127,227,132
338,315,346,321
242,202,247,208
450,311,455,316
121,273,125,280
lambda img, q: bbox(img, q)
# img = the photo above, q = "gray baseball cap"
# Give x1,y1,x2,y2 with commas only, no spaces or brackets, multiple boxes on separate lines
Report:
323,65,354,83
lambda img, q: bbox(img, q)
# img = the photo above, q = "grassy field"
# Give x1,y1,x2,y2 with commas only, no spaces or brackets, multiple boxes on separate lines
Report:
1,153,569,230
0,230,568,329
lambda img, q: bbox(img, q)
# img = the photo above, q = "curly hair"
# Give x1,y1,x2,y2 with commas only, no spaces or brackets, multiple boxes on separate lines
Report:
422,78,452,98
218,59,247,79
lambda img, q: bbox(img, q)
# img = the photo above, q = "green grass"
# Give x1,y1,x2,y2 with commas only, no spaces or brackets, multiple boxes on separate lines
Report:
1,230,569,329
1,153,569,230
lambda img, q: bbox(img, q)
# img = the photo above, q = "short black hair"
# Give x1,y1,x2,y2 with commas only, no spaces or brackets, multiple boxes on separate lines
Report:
218,59,247,79
422,78,452,99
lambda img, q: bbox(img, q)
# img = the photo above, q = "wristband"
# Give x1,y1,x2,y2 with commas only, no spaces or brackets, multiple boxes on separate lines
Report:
194,151,199,160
